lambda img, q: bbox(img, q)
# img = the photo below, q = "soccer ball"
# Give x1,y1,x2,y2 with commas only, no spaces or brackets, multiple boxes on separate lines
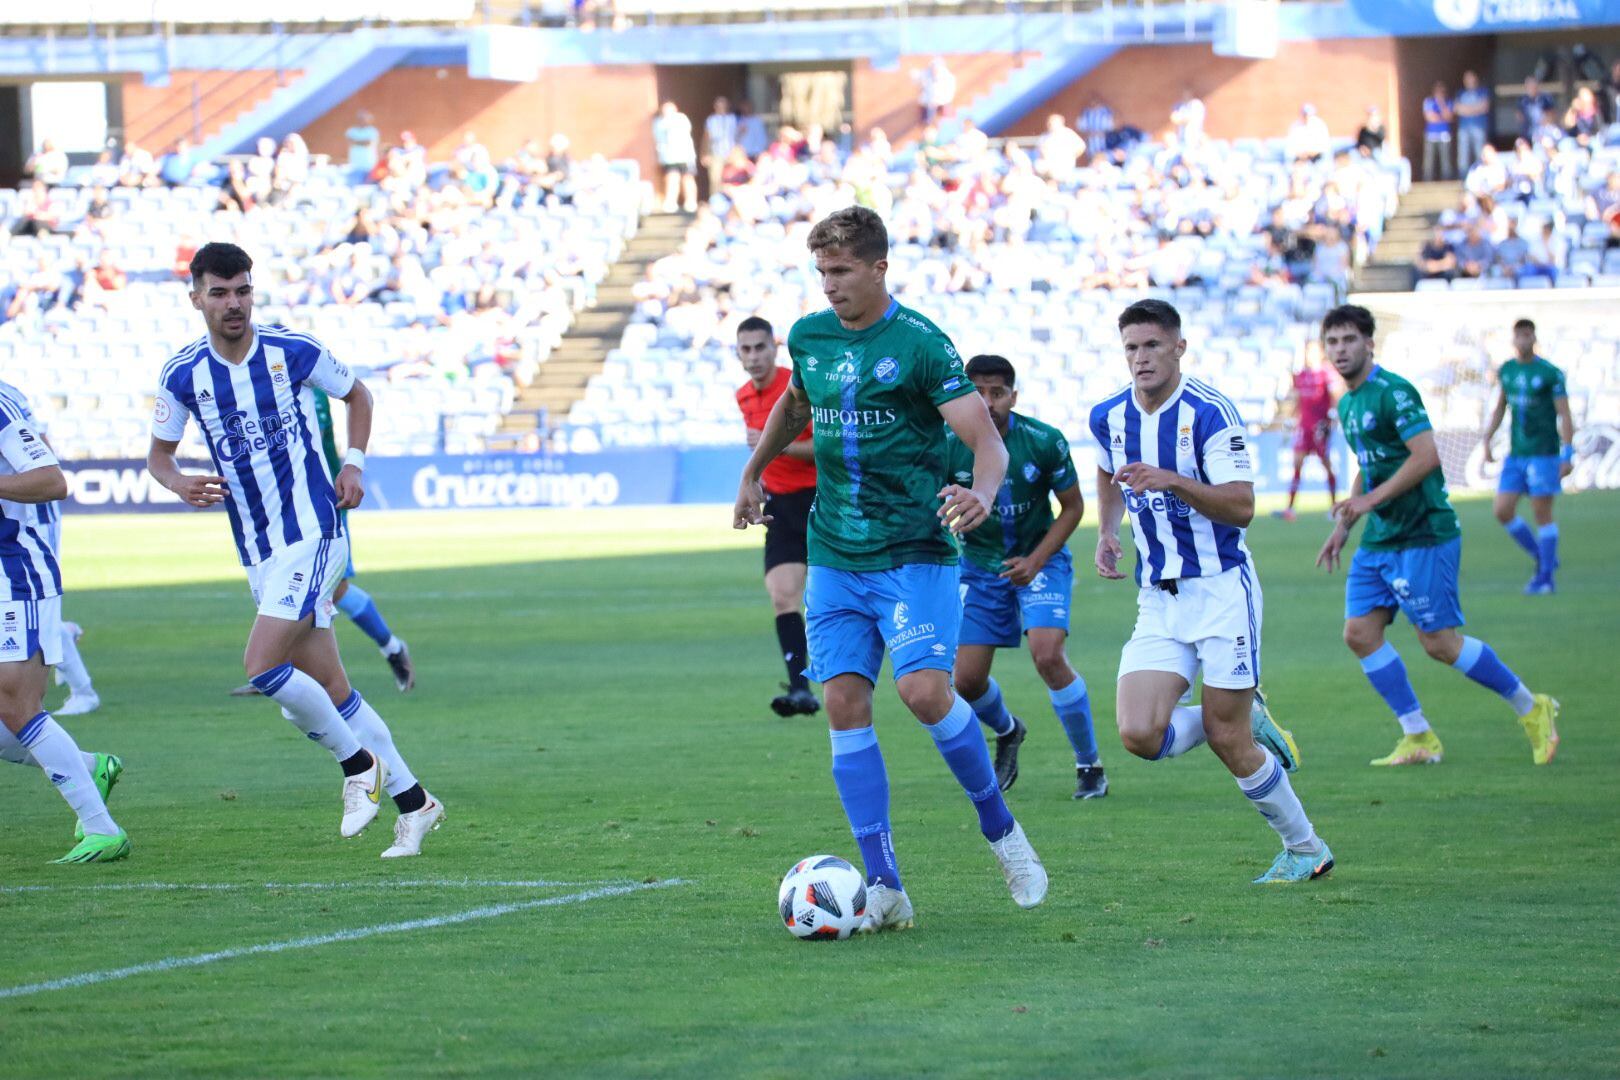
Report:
777,854,867,940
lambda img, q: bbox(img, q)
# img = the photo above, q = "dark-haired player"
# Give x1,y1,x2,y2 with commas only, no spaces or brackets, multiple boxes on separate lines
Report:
947,354,1106,799
1482,318,1575,594
1316,304,1558,767
734,315,820,717
734,206,1046,932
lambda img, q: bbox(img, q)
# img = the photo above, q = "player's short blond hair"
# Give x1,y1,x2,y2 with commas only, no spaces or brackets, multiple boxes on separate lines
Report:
806,206,888,264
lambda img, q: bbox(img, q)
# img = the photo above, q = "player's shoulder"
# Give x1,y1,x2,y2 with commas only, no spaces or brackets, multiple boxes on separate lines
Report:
0,382,29,427
1014,411,1066,444
258,323,327,356
1183,377,1244,428
158,334,210,388
1368,365,1419,398
891,302,946,337
0,378,30,413
788,307,839,342
1089,384,1133,426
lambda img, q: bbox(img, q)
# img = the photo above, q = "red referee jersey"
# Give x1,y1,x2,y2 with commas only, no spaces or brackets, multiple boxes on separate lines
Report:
736,367,817,495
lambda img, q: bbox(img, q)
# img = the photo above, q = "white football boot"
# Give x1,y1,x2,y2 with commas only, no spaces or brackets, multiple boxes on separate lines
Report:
381,794,445,858
990,821,1048,909
56,690,101,716
339,753,388,838
856,882,915,933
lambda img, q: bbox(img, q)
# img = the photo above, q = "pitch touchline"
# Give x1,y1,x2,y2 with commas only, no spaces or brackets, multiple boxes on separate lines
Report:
0,879,688,1000
0,878,630,895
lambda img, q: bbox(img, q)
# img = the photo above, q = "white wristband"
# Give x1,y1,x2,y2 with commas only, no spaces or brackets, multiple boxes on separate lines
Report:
344,448,367,472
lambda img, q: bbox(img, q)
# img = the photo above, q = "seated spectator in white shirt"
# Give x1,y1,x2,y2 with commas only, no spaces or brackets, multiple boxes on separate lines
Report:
1286,104,1332,162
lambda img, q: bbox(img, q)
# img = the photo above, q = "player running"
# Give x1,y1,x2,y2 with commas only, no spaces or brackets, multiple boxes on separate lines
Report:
734,315,820,718
0,380,100,716
1093,300,1331,885
146,242,443,857
946,354,1107,799
232,386,414,695
1482,318,1575,595
1274,343,1339,523
1315,305,1559,768
0,384,128,862
734,206,1046,931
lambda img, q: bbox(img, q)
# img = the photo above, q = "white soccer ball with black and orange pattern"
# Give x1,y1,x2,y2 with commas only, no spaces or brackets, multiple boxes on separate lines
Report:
778,855,867,940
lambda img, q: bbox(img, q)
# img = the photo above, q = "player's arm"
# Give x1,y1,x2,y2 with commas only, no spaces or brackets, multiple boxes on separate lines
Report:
1004,481,1082,586
1317,470,1364,572
146,437,227,508
734,383,811,528
1481,380,1507,463
937,392,1007,536
0,442,66,503
1556,395,1576,477
1112,467,1254,528
779,435,815,463
330,377,372,511
1340,431,1439,525
1094,466,1128,580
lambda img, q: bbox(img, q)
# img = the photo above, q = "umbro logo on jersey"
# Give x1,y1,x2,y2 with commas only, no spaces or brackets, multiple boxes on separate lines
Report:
930,643,948,655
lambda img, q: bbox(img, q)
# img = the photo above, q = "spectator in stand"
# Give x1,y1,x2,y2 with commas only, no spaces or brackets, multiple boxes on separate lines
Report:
539,133,574,202
1355,105,1387,157
244,136,277,203
1036,114,1085,185
346,110,380,179
1464,142,1508,202
1504,138,1543,205
1523,218,1563,280
88,149,121,189
1414,224,1457,281
1454,220,1494,279
1171,88,1206,146
914,57,956,125
119,141,160,188
652,101,699,214
159,137,203,187
273,133,311,203
1454,70,1491,175
1588,171,1620,250
702,97,739,202
25,139,69,185
953,118,989,165
218,160,255,212
1285,103,1332,163
1309,226,1351,292
10,180,62,237
80,249,127,309
1422,81,1454,181
1517,77,1557,142
1490,216,1539,282
1078,97,1115,154
736,100,769,160
1606,59,1620,124
1563,86,1603,148
394,130,428,189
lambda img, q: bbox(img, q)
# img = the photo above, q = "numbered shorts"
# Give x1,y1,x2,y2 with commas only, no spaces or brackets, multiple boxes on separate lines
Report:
958,548,1073,649
1498,454,1562,498
1345,537,1464,632
0,596,64,666
1118,563,1263,691
805,563,961,684
246,534,349,629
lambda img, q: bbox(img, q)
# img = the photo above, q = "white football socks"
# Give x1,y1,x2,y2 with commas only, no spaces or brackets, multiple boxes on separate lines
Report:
1237,747,1318,853
56,626,94,695
1160,706,1208,758
19,714,118,836
254,665,363,762
0,721,97,772
340,692,418,797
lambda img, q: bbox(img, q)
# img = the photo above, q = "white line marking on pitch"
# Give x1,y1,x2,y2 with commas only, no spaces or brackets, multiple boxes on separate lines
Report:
0,879,687,1000
0,879,626,895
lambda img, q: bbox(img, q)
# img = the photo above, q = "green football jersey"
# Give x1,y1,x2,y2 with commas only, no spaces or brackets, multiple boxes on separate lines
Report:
1498,356,1566,458
1338,366,1460,552
945,411,1076,572
787,300,976,571
312,389,348,529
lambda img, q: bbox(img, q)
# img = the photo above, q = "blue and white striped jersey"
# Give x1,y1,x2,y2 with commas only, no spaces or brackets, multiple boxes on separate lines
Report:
0,379,60,539
0,382,64,601
1090,376,1254,586
152,324,355,567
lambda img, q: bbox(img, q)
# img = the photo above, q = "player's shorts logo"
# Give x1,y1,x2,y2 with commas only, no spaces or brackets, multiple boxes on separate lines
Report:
1391,577,1411,599
874,358,898,384
1028,571,1049,593
892,601,909,630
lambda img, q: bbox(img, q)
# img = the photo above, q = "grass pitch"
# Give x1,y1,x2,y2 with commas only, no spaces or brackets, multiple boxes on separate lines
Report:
1,494,1616,1078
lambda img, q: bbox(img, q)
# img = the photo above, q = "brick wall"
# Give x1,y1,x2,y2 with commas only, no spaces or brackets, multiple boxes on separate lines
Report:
121,70,299,152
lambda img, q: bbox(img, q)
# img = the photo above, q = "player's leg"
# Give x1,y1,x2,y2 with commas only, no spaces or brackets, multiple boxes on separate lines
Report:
332,574,414,691
1027,629,1104,779
0,630,126,862
1316,441,1338,504
53,620,98,715
1526,458,1561,592
956,564,1026,787
765,560,817,716
1494,459,1540,570
1116,586,1203,759
808,567,907,928
1283,445,1306,517
886,565,1044,908
1344,547,1440,764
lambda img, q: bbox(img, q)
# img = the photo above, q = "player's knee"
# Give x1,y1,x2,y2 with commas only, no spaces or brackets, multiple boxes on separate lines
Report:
1030,649,1072,688
1419,632,1461,665
1492,503,1515,524
1117,722,1161,760
953,671,989,702
896,678,951,724
1343,621,1379,655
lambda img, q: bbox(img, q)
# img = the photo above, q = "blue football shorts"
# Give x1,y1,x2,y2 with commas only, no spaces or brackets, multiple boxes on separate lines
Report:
1498,454,1562,498
958,547,1073,649
805,563,961,684
1345,536,1465,632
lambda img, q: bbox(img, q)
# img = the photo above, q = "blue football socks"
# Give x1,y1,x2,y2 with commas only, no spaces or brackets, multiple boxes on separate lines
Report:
1360,643,1428,732
1452,636,1535,716
1503,517,1538,561
966,678,1017,737
335,585,393,649
1049,675,1099,767
924,696,1016,842
1536,524,1559,580
829,727,901,890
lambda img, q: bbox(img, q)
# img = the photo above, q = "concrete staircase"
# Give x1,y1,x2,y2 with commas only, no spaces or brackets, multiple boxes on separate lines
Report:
498,212,693,435
1354,180,1463,294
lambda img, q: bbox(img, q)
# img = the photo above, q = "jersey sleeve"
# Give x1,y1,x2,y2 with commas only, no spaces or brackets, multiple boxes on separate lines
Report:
1389,384,1432,440
0,412,58,473
1088,407,1112,470
786,323,807,390
151,383,188,442
1046,432,1078,493
303,346,357,398
921,329,973,408
1550,365,1568,398
1195,404,1254,486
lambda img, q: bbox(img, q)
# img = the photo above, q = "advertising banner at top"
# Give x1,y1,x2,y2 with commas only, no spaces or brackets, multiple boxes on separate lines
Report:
1347,0,1620,35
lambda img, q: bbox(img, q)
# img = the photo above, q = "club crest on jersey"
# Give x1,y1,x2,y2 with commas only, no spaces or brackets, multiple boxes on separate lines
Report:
1179,425,1192,451
269,359,288,385
1361,411,1376,432
1023,462,1039,482
874,357,899,384
153,397,171,424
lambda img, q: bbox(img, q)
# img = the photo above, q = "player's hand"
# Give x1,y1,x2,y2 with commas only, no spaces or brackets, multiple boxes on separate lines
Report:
999,554,1045,587
174,473,228,509
937,485,990,535
1095,533,1127,580
1480,442,1495,464
1559,460,1574,479
334,464,364,510
1113,462,1179,494
745,427,761,449
1315,526,1348,573
733,476,771,530
1334,492,1377,525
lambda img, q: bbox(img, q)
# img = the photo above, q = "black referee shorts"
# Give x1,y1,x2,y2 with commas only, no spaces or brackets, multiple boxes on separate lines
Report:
763,488,814,572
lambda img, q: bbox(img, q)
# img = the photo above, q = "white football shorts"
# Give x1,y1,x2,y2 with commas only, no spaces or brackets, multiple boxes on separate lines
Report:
1118,561,1263,691
246,534,348,630
0,595,64,666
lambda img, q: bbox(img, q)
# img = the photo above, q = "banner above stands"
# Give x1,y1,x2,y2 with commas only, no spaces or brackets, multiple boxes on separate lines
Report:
1340,0,1620,35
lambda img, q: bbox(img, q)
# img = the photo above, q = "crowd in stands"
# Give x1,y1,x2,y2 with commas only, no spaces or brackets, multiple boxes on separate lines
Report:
3,120,640,457
1413,65,1620,289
